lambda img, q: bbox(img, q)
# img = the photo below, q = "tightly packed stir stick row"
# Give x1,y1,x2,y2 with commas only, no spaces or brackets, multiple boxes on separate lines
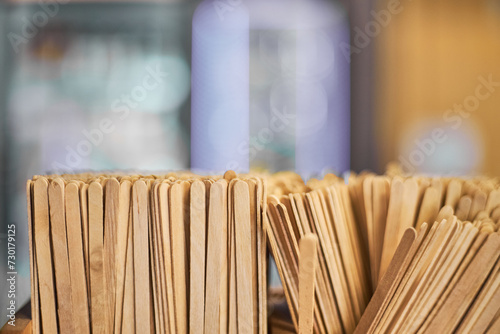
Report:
26,169,500,334
27,171,267,334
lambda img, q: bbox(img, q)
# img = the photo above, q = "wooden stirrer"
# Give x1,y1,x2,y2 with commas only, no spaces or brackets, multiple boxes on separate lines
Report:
132,180,151,333
48,178,73,333
65,182,91,334
235,180,255,334
89,181,105,333
190,180,206,334
104,178,120,333
33,178,58,333
298,234,319,334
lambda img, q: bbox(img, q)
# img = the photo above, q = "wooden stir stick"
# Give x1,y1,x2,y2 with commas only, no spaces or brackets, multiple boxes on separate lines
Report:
190,180,206,334
122,205,135,334
234,180,255,334
114,180,132,334
204,180,228,334
33,178,58,334
89,181,105,334
48,178,74,333
80,183,90,292
65,182,91,334
159,182,176,334
104,178,120,333
228,179,238,334
132,180,151,334
380,177,404,281
298,234,319,334
353,227,417,334
425,233,500,333
26,180,41,334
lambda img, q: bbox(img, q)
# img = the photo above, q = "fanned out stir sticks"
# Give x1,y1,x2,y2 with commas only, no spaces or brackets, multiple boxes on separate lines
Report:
265,171,500,334
27,171,268,334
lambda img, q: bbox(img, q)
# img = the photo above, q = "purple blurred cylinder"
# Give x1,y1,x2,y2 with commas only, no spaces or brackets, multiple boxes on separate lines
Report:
295,0,350,178
191,0,250,173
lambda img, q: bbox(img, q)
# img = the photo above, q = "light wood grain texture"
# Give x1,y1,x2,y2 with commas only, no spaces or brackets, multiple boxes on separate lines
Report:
265,206,299,330
170,181,190,334
298,234,318,334
234,181,255,334
445,179,462,209
293,193,340,333
297,194,336,333
245,178,259,334
425,233,500,333
456,257,500,333
48,178,74,333
376,221,440,333
132,180,151,334
151,182,167,334
89,181,105,334
353,228,417,334
258,178,268,334
228,180,238,334
159,182,176,334
104,178,120,333
190,180,206,334
26,181,40,334
380,178,404,280
436,205,454,222
338,185,371,307
65,183,91,334
403,223,478,333
308,191,354,332
400,179,419,229
114,180,132,334
326,186,366,318
149,182,162,334
456,195,472,221
267,200,299,314
416,187,440,229
486,189,500,213
389,219,459,333
217,183,229,334
33,178,58,334
121,204,135,334
204,180,228,334
371,177,390,288
421,230,490,332
469,190,487,220
486,309,500,334
363,176,376,288
80,183,91,293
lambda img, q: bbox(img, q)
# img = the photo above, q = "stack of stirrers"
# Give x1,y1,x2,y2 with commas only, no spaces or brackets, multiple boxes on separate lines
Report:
26,171,267,334
266,174,370,334
356,218,499,333
266,171,500,334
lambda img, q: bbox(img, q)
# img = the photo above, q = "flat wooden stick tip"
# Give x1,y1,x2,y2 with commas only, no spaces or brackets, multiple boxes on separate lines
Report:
300,234,318,248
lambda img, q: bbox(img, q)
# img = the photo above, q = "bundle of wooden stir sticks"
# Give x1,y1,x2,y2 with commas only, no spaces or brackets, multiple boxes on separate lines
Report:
26,171,267,334
26,169,500,334
266,171,500,334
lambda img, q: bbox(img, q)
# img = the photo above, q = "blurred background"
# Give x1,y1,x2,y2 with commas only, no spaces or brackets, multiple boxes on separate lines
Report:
1,0,500,324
